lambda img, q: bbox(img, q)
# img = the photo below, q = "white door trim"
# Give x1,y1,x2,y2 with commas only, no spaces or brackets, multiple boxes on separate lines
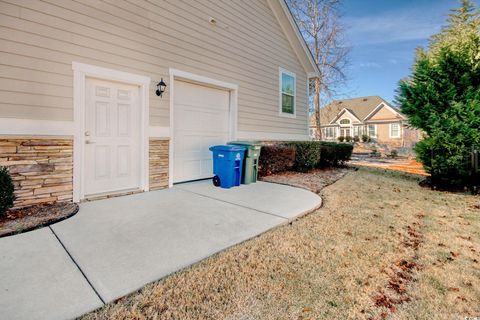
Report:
72,62,150,202
168,68,238,187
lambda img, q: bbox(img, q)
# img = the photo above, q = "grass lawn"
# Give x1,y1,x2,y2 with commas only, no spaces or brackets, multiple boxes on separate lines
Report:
83,168,479,320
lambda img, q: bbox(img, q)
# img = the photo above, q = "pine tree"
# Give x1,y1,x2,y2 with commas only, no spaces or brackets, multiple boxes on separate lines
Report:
396,0,480,187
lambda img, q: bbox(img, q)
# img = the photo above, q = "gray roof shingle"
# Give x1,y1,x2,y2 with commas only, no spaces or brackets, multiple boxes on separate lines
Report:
310,96,400,126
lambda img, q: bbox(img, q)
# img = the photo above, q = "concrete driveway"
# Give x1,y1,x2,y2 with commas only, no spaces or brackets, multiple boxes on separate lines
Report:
0,181,321,320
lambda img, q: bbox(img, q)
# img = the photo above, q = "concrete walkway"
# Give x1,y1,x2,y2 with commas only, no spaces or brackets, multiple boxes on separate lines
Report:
0,181,321,320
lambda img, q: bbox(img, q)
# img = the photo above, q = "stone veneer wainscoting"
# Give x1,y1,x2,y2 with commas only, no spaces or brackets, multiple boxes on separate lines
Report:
149,138,170,190
0,136,170,207
0,136,73,208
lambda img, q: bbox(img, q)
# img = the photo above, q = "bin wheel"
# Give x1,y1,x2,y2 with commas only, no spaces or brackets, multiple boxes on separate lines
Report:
212,175,221,187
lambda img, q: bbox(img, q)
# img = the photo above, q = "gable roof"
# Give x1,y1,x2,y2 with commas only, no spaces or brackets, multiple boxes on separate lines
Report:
312,96,403,126
266,0,320,76
329,108,362,124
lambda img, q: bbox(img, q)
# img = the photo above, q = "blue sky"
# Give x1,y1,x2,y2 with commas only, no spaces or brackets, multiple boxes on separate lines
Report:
336,0,478,105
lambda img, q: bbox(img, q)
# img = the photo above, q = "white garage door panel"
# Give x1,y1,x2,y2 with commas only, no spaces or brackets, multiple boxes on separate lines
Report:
178,107,228,132
174,80,230,183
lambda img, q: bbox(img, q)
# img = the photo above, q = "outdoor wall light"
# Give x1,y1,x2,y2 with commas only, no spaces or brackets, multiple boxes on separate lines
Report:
156,78,167,97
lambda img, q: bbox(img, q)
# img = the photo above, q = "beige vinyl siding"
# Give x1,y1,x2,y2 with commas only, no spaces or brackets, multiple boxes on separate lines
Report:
335,112,360,125
375,122,401,142
0,0,309,135
370,106,398,121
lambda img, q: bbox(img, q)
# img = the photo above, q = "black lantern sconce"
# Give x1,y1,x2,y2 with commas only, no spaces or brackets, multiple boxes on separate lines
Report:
156,78,167,97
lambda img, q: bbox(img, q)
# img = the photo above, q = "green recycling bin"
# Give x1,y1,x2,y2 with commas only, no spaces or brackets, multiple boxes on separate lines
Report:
227,141,262,184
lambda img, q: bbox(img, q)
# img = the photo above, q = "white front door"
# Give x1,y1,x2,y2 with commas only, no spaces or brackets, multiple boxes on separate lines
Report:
84,78,141,196
173,80,230,183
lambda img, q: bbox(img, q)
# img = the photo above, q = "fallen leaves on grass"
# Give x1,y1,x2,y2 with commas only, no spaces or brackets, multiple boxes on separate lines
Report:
368,218,424,319
260,167,351,193
83,169,480,320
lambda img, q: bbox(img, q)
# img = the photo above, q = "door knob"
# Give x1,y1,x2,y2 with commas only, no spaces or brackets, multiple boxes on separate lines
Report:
85,140,96,144
85,131,91,136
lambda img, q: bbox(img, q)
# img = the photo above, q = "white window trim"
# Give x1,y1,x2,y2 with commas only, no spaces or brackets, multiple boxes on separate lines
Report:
353,125,361,137
389,122,401,138
339,127,352,138
322,126,337,139
339,118,351,125
368,124,377,138
72,62,150,203
278,67,296,118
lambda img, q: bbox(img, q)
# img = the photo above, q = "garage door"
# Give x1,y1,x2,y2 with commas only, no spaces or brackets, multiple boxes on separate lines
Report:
173,80,230,183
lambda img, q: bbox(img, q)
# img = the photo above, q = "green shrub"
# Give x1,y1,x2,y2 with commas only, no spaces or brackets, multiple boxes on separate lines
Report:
286,141,321,172
261,141,354,173
370,148,381,157
345,136,352,142
389,150,399,158
361,134,370,142
318,142,353,167
353,136,360,142
258,144,296,176
0,166,15,216
338,136,345,142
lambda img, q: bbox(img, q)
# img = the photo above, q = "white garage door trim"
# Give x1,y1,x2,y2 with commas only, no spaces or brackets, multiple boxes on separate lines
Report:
168,68,238,187
72,62,150,202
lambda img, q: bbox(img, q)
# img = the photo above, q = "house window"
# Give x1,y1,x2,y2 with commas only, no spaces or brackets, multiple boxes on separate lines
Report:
390,123,401,138
309,128,315,138
339,119,350,125
279,68,296,116
368,124,377,138
353,126,363,137
324,127,336,138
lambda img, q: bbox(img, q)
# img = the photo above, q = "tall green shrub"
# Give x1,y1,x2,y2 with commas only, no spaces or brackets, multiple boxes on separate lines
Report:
318,142,353,167
0,166,15,216
287,141,321,172
396,0,480,186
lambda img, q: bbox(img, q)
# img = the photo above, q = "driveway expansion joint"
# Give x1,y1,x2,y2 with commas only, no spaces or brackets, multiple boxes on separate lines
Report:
48,226,106,305
178,188,289,220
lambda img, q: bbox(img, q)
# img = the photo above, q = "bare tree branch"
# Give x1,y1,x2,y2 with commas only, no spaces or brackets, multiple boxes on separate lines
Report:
287,0,350,140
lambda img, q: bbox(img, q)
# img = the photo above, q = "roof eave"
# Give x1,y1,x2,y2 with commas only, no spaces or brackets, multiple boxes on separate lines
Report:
329,108,362,124
267,0,320,76
363,101,406,121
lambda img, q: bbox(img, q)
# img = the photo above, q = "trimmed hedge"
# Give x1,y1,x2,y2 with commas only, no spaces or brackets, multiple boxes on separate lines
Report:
286,141,321,172
0,166,15,216
258,141,353,176
258,144,296,176
318,142,353,167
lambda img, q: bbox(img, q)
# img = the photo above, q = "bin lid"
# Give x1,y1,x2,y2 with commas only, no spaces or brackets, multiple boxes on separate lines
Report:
227,141,262,147
209,145,246,152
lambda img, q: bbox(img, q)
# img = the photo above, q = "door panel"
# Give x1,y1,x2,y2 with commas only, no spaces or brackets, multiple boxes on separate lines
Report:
85,78,140,196
173,80,230,183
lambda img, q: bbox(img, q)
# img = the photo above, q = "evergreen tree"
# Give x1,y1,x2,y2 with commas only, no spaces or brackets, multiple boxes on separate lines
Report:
396,0,480,186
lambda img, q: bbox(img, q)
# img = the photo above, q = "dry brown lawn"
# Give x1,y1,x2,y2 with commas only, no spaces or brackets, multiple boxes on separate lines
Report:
83,168,479,320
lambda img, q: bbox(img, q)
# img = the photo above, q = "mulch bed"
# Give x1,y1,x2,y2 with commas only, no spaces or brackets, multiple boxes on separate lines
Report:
0,202,79,238
260,167,352,193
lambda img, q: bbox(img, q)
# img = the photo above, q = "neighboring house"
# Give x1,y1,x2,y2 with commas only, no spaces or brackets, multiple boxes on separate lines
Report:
0,0,319,207
310,96,420,147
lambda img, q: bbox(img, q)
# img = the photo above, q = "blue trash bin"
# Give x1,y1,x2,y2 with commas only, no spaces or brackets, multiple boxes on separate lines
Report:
209,145,246,188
